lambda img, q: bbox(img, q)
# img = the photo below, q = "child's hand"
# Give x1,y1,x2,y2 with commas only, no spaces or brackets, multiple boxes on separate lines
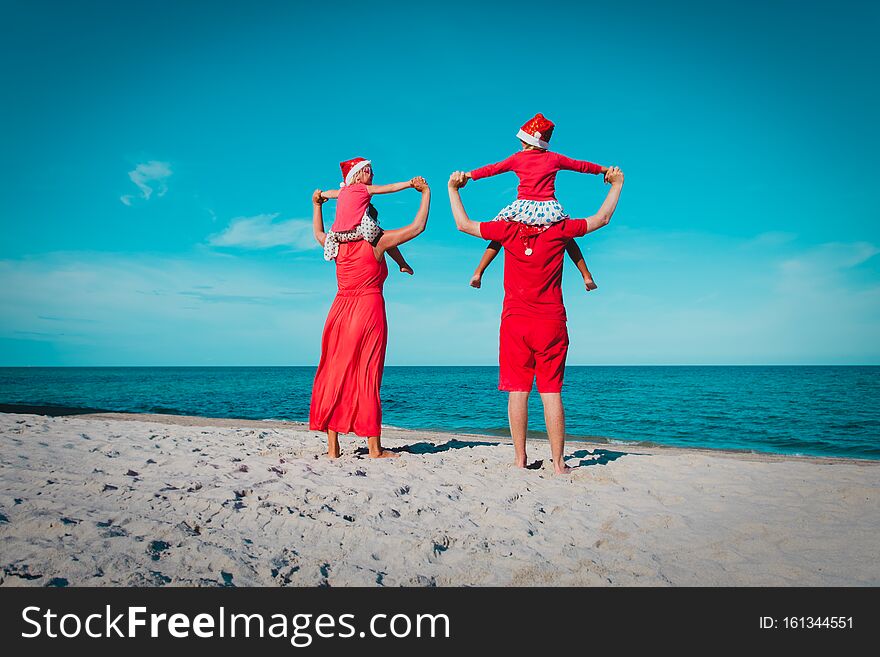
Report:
312,189,327,205
584,276,598,292
604,166,624,185
411,176,428,192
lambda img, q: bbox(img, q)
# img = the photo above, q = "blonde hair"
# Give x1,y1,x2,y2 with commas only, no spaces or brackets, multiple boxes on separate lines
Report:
519,140,545,151
351,165,373,185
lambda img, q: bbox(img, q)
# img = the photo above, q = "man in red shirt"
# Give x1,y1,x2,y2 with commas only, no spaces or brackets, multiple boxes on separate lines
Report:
447,167,625,474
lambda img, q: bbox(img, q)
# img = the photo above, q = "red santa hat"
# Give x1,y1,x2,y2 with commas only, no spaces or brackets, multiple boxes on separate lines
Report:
516,113,555,150
339,157,372,187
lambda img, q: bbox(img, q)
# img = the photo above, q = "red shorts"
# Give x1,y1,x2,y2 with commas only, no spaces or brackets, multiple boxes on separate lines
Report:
499,316,569,393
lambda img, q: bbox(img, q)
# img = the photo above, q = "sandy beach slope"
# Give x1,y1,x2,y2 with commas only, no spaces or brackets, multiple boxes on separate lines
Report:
1,411,877,586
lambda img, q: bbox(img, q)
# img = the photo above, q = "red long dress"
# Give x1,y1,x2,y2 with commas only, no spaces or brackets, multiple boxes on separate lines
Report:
309,239,389,437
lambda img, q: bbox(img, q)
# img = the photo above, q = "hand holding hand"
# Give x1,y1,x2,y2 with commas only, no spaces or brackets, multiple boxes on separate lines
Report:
411,176,428,192
604,166,624,186
448,171,468,189
312,189,327,205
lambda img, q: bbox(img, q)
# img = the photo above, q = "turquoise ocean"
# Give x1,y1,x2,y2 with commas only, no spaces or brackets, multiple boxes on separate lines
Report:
1,366,878,460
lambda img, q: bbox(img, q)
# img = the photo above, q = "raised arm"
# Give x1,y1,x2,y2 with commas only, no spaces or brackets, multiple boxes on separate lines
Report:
374,178,431,253
556,153,607,175
366,178,419,195
582,167,624,234
312,189,327,246
467,154,516,181
447,172,483,237
320,188,340,200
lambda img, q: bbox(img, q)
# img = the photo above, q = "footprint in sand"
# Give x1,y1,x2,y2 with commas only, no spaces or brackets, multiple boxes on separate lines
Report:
148,540,171,561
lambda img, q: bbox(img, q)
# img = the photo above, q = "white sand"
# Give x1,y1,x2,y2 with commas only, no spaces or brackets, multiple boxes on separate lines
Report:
1,411,877,587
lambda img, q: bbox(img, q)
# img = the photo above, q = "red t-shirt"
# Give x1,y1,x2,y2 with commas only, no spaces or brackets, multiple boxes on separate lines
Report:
479,219,589,321
469,150,603,201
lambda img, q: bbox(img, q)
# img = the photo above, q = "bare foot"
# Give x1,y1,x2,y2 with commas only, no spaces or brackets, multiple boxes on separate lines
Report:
400,266,414,275
554,464,573,475
514,454,528,468
369,449,400,459
367,437,399,459
327,448,341,459
584,277,598,292
470,274,482,288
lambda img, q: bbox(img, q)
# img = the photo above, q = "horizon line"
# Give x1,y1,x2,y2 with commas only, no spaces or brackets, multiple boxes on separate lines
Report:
2,364,879,368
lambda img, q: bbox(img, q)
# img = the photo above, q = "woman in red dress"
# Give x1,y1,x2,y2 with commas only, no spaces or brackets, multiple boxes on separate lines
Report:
309,178,430,458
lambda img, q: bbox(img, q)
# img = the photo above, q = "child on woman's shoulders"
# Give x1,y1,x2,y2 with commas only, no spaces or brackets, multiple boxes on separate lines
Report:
318,157,424,274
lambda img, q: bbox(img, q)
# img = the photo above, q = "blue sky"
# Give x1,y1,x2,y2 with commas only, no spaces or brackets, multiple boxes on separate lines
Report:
1,0,878,365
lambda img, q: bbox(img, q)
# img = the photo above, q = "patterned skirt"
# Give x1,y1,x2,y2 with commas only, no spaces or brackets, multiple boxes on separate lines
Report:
493,198,569,227
324,213,383,261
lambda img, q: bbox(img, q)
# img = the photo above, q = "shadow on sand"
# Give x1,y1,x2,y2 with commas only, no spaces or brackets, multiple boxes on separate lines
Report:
353,442,641,470
564,448,632,468
394,439,501,455
353,439,499,457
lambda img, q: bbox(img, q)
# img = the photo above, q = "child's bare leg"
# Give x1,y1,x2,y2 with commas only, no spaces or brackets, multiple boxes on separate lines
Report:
565,240,597,291
471,241,502,288
387,246,413,275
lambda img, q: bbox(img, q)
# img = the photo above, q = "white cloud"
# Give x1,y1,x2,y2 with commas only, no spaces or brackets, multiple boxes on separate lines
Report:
1,231,878,366
780,241,879,274
0,251,332,365
562,230,880,364
208,214,315,251
120,160,172,205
